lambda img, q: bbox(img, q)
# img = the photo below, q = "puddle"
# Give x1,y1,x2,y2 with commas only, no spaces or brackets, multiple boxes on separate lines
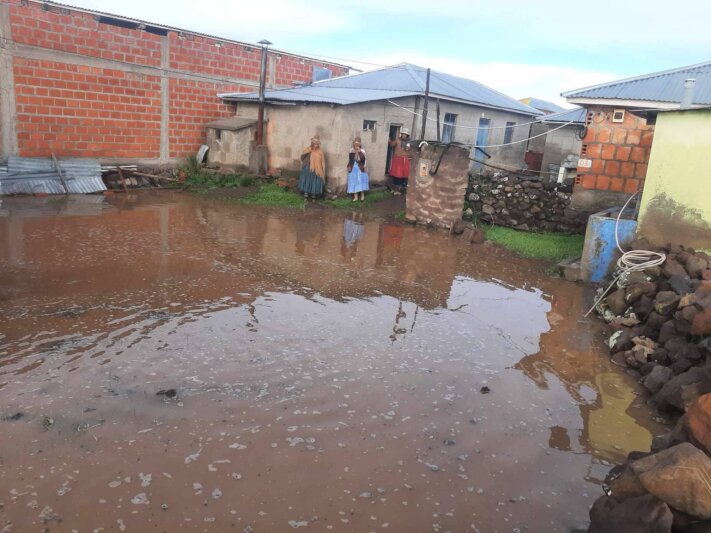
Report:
0,192,666,531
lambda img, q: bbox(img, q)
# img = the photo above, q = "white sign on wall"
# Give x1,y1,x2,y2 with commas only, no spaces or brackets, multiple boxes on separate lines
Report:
578,158,592,168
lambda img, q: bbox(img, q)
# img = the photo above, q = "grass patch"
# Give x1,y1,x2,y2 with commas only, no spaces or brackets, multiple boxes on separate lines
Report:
484,225,584,263
238,184,305,208
323,190,391,209
394,210,406,219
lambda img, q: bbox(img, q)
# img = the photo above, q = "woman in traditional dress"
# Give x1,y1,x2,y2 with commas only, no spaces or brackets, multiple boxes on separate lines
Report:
299,136,325,199
388,127,411,193
346,137,369,202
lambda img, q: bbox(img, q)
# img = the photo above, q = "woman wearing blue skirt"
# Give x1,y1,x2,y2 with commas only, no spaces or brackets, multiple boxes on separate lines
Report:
299,136,326,199
346,137,369,202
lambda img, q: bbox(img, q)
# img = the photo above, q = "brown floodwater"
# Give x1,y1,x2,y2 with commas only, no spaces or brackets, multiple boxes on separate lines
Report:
0,192,666,532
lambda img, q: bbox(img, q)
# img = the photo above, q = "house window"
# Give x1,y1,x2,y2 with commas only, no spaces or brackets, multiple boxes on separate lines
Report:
442,113,457,143
504,122,515,144
612,109,625,123
215,128,222,140
363,120,376,131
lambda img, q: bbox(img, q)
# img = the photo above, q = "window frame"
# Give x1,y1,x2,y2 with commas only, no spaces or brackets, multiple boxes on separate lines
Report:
503,122,515,144
442,113,458,143
362,120,377,131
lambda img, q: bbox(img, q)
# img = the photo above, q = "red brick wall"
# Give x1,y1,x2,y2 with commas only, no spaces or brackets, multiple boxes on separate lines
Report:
575,106,654,195
2,0,348,162
13,58,162,158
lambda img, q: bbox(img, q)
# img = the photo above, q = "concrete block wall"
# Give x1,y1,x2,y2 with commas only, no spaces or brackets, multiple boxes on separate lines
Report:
572,105,654,210
0,0,348,164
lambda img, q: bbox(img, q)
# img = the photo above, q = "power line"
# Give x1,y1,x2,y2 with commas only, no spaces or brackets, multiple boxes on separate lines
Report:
386,99,561,130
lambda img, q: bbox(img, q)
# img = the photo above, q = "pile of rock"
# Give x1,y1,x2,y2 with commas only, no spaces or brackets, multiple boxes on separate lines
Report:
464,173,589,234
588,244,711,531
588,393,711,532
597,244,711,411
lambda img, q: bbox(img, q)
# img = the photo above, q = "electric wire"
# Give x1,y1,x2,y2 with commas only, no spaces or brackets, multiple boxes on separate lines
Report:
583,191,666,317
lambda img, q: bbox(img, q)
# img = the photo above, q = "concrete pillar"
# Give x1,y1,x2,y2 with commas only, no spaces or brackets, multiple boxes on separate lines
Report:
159,35,170,163
267,55,276,89
0,3,18,160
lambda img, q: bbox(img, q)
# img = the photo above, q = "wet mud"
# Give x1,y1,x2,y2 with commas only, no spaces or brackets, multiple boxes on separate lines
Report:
0,192,666,532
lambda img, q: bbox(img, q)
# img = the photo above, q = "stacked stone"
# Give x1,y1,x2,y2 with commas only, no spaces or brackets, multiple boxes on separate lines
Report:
598,244,711,410
465,173,588,234
588,244,711,532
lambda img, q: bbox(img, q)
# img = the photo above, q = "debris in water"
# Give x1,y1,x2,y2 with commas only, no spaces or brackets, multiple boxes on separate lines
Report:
480,386,491,394
2,412,23,421
211,488,223,500
289,520,309,528
131,493,150,505
156,388,178,399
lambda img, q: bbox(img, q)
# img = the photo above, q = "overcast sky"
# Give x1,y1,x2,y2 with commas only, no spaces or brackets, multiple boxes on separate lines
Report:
68,0,711,107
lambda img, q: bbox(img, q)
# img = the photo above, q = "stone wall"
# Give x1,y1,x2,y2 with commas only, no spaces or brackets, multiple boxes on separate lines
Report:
405,144,470,229
466,173,590,234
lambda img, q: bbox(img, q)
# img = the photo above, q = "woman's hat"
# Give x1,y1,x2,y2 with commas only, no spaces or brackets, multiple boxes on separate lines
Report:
310,136,321,144
353,136,362,144
400,128,410,136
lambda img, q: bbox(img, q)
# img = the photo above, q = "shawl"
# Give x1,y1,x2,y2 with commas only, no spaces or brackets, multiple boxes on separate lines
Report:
302,146,326,178
348,149,367,171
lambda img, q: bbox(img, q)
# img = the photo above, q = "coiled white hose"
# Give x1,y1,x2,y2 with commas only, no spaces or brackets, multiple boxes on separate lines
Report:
584,191,666,317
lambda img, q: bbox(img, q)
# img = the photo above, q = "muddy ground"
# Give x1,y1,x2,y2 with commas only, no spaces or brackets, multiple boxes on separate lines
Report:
0,192,666,532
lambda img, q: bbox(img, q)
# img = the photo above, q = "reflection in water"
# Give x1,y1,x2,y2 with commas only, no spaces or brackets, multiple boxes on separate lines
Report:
0,192,666,532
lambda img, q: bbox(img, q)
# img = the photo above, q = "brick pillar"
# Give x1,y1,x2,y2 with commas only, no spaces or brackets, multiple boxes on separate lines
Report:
406,144,470,229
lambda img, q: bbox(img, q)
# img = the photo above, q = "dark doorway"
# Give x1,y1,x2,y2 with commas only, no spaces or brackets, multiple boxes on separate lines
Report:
386,124,401,175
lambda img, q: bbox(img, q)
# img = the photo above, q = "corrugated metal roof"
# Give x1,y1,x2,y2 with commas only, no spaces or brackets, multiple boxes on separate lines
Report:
562,61,711,105
0,157,106,195
540,107,586,124
205,117,258,131
519,97,567,114
219,64,541,116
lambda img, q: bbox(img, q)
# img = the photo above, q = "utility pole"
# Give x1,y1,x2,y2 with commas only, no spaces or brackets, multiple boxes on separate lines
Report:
256,39,272,146
420,67,430,139
436,98,441,141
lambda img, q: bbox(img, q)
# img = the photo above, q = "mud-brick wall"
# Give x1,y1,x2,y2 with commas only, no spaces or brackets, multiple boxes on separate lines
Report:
467,174,590,234
0,0,348,164
406,145,470,229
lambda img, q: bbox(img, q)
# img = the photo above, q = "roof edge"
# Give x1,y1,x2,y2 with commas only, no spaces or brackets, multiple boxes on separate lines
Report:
561,60,711,97
31,0,351,70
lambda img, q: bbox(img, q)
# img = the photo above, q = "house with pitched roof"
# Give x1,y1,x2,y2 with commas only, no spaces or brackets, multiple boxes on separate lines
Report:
562,61,711,210
212,64,540,193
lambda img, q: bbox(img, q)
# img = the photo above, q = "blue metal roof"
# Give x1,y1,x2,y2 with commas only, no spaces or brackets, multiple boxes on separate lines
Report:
562,61,711,105
519,97,566,114
540,107,586,124
219,64,541,116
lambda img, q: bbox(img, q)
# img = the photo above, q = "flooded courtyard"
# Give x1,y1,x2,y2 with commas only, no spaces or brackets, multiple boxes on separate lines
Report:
0,192,666,532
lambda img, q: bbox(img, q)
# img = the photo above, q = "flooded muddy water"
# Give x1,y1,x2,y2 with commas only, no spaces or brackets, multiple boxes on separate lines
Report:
0,192,666,532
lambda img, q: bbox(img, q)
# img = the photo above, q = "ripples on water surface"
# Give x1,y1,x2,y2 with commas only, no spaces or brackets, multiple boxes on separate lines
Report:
0,193,665,532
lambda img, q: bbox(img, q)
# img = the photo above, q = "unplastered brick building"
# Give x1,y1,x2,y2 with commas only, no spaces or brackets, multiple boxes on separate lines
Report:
0,0,347,164
562,61,711,211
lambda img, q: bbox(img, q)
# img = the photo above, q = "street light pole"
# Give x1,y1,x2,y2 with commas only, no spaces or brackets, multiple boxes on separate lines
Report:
256,39,272,146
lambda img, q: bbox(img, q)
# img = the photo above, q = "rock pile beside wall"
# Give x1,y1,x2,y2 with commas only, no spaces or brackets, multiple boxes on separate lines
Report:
465,173,589,234
587,245,711,531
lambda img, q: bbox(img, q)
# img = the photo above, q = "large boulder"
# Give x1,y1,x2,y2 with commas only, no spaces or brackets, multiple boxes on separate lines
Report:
607,288,630,315
652,367,708,410
630,443,711,519
643,366,674,395
688,393,711,454
692,308,711,336
654,291,681,316
588,494,673,533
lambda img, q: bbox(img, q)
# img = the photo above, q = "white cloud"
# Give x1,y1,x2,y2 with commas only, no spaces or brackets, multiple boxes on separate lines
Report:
352,54,616,107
